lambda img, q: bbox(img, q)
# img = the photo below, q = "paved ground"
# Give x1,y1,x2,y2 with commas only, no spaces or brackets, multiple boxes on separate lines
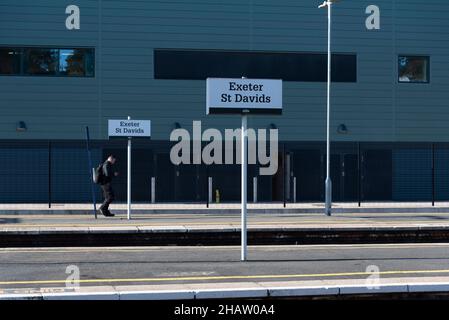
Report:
2,243,449,290
3,211,449,231
2,201,449,215
3,206,449,298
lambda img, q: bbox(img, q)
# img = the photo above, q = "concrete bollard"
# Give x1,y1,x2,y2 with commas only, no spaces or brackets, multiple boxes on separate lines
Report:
293,176,297,203
151,177,155,204
253,177,257,203
208,177,212,204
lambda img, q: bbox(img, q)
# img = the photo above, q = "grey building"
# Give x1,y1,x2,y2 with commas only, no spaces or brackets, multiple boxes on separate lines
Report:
0,0,448,204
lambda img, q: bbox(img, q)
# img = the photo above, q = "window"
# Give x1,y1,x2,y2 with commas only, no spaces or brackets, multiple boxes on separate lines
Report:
0,48,22,75
25,48,59,75
59,49,95,76
154,49,357,82
0,47,95,77
398,56,429,83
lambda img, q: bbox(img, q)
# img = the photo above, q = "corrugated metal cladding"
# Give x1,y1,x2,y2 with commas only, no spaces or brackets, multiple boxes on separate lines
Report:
0,0,448,141
0,1,448,203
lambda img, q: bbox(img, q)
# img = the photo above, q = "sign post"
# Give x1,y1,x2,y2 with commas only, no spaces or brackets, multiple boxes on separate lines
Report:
206,77,282,261
127,116,132,220
108,118,151,220
241,112,248,261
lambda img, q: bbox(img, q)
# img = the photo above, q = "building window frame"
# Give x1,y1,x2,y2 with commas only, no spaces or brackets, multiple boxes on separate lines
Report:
398,55,430,84
154,49,357,83
0,46,95,78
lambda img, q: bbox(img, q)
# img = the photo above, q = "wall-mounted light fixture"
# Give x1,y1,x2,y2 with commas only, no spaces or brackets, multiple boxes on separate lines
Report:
337,124,348,134
16,121,27,132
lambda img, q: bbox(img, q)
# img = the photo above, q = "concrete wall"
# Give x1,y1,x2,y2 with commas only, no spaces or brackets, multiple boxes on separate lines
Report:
0,0,448,142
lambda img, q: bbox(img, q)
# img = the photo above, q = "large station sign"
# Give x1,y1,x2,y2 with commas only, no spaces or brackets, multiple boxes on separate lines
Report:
108,119,151,137
206,78,282,114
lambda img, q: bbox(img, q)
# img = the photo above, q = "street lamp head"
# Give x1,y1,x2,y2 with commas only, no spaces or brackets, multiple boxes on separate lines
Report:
318,1,328,8
318,0,340,8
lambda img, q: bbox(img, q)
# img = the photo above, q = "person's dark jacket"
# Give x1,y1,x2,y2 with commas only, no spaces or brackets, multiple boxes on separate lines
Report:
101,160,114,184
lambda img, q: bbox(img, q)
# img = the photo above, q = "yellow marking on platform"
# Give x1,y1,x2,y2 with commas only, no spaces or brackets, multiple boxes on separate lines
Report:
2,269,449,286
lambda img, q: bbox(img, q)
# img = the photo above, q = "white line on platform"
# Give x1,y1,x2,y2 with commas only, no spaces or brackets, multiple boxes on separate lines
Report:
3,279,449,300
2,243,449,254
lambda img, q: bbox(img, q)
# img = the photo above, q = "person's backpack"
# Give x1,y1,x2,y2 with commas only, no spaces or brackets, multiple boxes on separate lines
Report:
93,163,105,184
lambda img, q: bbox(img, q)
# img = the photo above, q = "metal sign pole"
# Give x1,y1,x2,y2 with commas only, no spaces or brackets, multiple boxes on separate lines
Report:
127,116,132,220
48,140,52,209
241,113,248,261
206,77,282,261
108,118,150,219
324,1,333,216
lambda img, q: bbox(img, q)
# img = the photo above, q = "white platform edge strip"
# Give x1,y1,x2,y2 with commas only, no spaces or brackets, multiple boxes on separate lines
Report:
2,282,449,300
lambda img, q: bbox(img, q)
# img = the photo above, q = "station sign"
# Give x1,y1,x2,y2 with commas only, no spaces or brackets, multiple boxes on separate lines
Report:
108,119,151,137
206,78,282,115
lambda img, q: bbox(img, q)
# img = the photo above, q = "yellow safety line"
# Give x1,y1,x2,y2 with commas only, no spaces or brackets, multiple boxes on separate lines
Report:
2,269,449,286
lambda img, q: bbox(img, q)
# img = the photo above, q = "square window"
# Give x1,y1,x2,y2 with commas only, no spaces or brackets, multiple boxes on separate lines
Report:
59,49,83,76
24,48,59,75
0,48,22,75
59,48,94,77
398,56,429,83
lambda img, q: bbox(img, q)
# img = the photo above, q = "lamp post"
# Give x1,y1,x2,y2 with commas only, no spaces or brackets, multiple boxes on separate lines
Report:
318,0,337,216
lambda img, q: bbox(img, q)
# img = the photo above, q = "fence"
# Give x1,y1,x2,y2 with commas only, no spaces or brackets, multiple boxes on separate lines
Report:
0,140,448,205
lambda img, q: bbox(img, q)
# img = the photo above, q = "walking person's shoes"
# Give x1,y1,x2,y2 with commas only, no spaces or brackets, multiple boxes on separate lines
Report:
99,208,115,217
105,210,115,217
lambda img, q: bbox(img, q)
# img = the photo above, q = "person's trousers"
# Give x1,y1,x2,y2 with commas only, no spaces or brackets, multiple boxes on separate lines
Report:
100,183,115,212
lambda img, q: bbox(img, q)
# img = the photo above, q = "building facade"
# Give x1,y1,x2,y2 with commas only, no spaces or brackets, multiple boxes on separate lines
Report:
1,0,449,203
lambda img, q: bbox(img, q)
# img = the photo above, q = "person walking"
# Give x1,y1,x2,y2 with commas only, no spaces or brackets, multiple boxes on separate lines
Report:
99,155,118,217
